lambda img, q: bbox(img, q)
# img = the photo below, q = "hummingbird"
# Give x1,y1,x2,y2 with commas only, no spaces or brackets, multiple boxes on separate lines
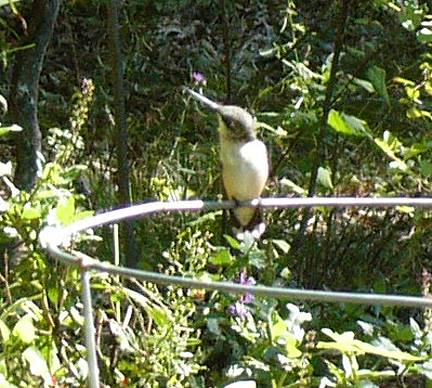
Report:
185,88,269,238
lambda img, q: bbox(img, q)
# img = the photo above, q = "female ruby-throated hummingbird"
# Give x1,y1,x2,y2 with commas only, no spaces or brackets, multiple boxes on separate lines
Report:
185,88,269,238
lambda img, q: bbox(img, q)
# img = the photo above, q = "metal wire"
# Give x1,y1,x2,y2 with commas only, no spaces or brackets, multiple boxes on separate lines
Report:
39,197,432,388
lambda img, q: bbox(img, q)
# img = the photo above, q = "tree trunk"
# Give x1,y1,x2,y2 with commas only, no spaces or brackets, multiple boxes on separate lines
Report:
10,0,60,190
106,0,139,268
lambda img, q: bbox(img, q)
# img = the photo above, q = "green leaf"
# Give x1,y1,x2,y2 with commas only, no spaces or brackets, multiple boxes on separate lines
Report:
73,209,94,221
286,337,302,358
328,110,358,135
367,66,390,105
343,114,371,135
48,288,59,307
405,86,420,100
354,339,423,361
352,77,375,92
224,234,242,250
318,328,424,361
407,106,423,119
271,318,288,341
327,110,368,137
279,178,306,195
272,239,291,254
0,124,21,137
13,314,35,343
374,136,408,171
396,206,414,214
21,206,41,220
0,0,20,7
22,346,50,379
146,306,172,329
418,28,432,43
207,318,221,336
56,196,75,225
405,142,430,159
0,319,10,342
317,167,333,189
0,373,19,388
420,160,432,177
209,249,234,266
393,76,415,86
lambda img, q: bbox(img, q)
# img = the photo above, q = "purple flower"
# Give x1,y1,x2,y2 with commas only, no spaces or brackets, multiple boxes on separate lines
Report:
228,271,256,318
239,270,256,286
228,301,249,319
238,270,255,303
192,72,206,84
240,292,254,304
81,78,93,94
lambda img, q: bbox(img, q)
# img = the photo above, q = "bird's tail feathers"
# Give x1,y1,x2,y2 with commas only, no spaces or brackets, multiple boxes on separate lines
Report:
231,208,266,241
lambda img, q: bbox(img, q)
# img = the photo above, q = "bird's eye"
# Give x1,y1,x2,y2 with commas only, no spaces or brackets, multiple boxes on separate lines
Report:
223,116,234,127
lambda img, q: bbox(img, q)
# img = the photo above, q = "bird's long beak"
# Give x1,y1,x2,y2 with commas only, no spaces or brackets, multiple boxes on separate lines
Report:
184,87,221,112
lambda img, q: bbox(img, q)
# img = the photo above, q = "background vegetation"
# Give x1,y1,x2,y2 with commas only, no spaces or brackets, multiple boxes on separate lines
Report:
2,0,432,387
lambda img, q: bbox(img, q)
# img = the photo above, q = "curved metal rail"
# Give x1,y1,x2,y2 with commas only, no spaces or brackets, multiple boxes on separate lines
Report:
40,197,432,388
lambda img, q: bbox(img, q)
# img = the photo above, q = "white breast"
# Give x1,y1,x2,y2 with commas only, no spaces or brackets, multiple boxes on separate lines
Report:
220,139,269,201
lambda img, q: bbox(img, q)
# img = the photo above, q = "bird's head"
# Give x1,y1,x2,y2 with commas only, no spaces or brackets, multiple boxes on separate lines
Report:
185,88,256,141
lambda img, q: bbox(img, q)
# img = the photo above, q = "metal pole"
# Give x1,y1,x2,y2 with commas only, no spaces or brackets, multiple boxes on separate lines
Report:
81,269,100,388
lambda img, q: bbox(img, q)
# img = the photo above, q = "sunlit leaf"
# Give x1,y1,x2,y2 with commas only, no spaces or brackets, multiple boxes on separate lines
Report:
22,206,41,220
271,318,288,341
0,373,19,388
0,0,20,7
279,178,306,195
328,110,357,135
396,206,414,214
407,106,423,119
318,328,424,361
13,314,35,343
22,346,50,379
317,166,333,189
272,239,290,254
356,338,424,361
0,319,10,342
286,338,302,358
374,137,408,171
342,353,353,377
73,210,94,221
405,86,420,100
56,197,75,225
393,77,415,86
0,124,21,137
352,77,375,92
327,110,368,137
147,306,172,328
224,234,242,250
